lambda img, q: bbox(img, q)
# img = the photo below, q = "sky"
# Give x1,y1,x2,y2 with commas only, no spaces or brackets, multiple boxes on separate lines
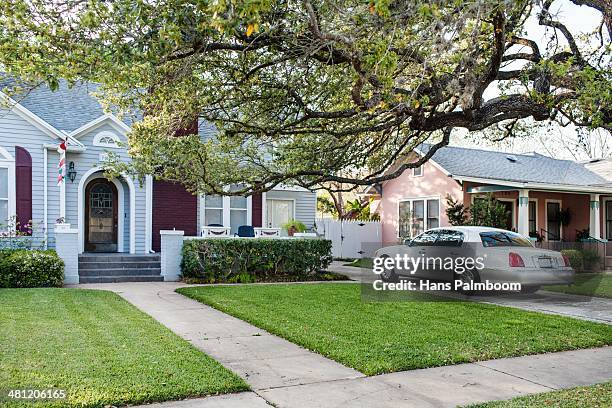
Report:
450,0,611,161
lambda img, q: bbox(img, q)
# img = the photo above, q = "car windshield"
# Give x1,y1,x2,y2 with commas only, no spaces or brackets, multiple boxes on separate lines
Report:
479,231,533,248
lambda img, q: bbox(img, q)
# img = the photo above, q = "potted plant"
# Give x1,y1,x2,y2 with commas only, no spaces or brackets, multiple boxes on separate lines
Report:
282,219,306,236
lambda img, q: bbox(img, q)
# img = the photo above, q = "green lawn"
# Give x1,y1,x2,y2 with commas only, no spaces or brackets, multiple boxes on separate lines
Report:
178,283,612,375
545,273,612,299
467,382,611,407
0,289,248,408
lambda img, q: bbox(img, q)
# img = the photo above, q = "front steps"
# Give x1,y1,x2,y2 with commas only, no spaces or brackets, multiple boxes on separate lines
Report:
78,254,163,283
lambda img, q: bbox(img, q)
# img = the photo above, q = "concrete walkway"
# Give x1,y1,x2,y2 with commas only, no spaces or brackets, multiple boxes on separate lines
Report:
328,261,612,324
79,282,612,408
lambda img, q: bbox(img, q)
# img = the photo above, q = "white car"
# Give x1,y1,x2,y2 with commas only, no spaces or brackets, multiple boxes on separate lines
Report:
374,226,575,293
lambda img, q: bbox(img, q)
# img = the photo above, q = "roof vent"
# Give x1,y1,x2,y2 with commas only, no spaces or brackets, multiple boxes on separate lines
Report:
506,155,518,163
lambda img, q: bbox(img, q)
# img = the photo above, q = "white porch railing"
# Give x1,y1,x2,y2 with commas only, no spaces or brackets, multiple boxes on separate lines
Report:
200,226,231,237
255,227,282,237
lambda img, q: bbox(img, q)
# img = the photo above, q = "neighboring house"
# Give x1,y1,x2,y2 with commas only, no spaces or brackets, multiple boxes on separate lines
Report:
0,82,316,256
366,144,612,245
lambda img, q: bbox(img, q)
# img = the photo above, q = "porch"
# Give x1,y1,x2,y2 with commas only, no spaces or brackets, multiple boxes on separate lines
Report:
463,182,612,243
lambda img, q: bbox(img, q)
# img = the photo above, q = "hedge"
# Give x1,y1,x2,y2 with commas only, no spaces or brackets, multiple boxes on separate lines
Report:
0,250,64,288
181,238,333,283
561,249,601,272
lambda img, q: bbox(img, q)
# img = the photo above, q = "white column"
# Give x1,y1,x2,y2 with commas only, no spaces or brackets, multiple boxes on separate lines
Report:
262,192,268,227
54,223,79,284
590,194,601,239
160,230,184,281
517,189,530,236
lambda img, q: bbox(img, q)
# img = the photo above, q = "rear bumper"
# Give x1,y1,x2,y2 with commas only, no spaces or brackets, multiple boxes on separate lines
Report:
481,267,575,286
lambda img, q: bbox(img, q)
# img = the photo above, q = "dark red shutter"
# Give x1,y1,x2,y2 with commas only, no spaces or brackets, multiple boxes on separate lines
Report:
15,146,32,234
173,119,199,136
152,180,198,252
252,192,262,227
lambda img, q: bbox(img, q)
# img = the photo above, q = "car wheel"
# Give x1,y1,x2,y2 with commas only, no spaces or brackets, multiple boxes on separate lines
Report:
520,285,541,294
454,268,481,296
380,256,399,283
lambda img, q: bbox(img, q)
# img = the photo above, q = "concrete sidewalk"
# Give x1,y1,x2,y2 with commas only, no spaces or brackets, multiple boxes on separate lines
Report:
80,282,612,408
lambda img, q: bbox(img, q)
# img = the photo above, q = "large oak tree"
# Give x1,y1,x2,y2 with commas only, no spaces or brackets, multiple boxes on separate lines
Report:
0,0,610,194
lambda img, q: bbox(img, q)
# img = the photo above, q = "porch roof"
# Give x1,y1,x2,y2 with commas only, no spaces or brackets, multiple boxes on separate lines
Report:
461,176,612,195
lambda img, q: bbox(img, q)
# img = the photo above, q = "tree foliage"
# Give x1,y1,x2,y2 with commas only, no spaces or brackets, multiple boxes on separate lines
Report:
0,0,610,194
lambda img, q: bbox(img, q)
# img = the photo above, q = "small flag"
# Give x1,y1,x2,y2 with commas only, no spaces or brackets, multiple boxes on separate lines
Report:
57,138,68,185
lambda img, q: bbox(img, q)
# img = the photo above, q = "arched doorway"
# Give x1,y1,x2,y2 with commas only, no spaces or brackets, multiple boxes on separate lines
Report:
85,179,118,252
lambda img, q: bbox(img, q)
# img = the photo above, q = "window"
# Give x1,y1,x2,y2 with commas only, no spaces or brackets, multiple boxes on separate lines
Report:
427,199,440,229
397,197,440,238
93,131,121,148
546,201,561,241
0,167,8,225
0,146,15,229
606,201,612,241
201,188,251,234
398,201,411,238
229,194,248,235
413,165,423,177
435,229,464,246
528,201,537,236
204,195,223,226
412,200,424,236
480,231,533,248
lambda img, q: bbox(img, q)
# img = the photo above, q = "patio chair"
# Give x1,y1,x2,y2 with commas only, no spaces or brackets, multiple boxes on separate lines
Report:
235,225,255,238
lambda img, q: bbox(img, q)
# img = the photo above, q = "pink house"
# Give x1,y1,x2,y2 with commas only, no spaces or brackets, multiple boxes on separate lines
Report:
367,145,612,246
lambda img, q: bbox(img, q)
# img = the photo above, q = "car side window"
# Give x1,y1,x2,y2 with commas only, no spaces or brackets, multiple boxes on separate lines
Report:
480,231,532,247
435,230,464,247
409,230,439,246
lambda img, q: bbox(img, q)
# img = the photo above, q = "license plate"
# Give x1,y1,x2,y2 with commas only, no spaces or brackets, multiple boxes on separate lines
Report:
538,257,553,268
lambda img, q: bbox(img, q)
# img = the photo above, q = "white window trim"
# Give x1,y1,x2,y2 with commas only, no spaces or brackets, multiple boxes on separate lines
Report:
528,198,539,236
266,198,297,228
412,165,423,177
544,199,563,242
397,195,441,238
0,146,16,230
93,131,121,149
201,194,252,229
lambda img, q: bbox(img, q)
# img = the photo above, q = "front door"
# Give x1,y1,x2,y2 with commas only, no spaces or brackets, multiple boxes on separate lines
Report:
267,199,294,229
85,179,118,252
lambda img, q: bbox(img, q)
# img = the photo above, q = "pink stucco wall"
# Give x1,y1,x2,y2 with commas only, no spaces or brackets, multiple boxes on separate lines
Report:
379,161,463,244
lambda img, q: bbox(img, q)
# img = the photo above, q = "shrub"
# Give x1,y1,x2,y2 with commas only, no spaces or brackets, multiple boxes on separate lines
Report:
561,249,602,272
181,238,333,283
561,249,583,270
0,250,64,288
581,249,601,271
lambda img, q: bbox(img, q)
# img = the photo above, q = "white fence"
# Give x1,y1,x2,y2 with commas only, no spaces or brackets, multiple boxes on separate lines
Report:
315,218,382,259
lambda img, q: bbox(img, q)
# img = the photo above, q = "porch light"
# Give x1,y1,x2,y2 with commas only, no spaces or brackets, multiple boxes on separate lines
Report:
68,162,77,183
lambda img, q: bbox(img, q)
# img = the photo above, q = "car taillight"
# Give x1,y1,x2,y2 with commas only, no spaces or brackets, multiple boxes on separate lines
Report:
562,254,571,267
509,252,525,267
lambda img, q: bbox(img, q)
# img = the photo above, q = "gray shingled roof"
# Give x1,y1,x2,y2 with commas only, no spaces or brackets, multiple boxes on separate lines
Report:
1,78,218,138
419,144,606,187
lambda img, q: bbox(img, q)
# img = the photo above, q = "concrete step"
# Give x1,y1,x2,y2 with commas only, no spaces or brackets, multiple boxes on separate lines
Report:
79,275,165,283
78,254,160,263
79,268,162,277
78,261,161,270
